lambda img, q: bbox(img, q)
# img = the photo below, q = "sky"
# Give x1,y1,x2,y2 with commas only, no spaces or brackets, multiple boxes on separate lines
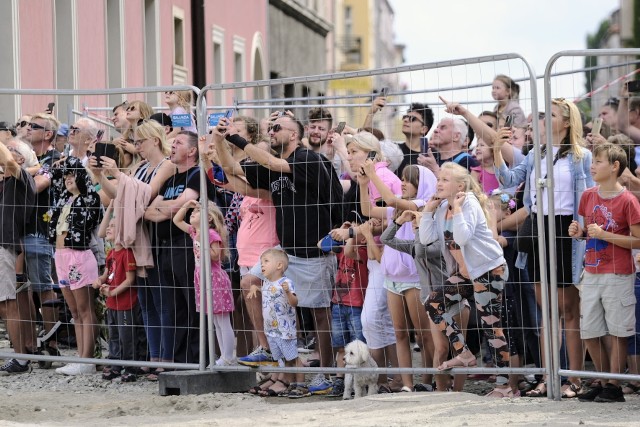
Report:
388,0,621,118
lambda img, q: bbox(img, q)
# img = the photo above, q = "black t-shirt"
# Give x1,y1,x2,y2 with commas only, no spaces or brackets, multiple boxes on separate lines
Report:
0,168,36,251
154,166,215,242
242,147,334,258
434,151,480,173
396,142,423,178
26,149,61,236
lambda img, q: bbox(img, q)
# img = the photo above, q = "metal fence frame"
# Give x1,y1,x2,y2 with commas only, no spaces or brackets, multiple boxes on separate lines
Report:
543,49,640,400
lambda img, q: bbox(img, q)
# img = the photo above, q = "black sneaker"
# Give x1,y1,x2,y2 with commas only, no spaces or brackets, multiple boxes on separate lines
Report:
0,359,32,376
325,378,345,397
578,383,603,402
594,383,625,403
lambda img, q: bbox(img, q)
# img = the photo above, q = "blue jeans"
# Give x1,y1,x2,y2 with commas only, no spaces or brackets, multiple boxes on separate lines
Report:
137,257,175,361
330,304,365,348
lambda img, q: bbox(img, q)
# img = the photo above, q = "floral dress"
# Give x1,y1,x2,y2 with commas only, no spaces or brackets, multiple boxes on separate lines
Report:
189,226,234,314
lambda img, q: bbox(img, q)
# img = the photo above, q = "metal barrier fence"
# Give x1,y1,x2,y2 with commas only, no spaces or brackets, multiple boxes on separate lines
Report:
2,50,640,400
543,49,640,400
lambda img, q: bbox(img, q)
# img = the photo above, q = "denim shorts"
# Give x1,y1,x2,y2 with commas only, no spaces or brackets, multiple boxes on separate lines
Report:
330,304,365,348
22,234,55,293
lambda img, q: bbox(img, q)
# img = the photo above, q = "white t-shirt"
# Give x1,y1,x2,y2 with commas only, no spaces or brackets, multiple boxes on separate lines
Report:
529,147,573,215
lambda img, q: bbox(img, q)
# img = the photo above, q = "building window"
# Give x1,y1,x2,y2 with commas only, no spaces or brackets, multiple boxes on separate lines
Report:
212,26,224,105
174,16,184,67
233,35,246,101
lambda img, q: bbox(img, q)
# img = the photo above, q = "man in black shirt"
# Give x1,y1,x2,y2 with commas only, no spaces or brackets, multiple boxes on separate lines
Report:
0,141,36,374
216,114,339,381
145,131,215,364
23,113,61,352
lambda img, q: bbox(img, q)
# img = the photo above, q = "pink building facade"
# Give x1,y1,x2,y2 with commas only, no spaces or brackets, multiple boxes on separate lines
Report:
0,0,268,126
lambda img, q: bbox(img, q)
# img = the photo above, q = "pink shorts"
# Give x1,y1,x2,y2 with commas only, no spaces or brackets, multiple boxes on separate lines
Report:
55,248,99,290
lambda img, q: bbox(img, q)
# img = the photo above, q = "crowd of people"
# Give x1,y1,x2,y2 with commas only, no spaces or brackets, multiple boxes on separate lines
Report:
1,76,640,404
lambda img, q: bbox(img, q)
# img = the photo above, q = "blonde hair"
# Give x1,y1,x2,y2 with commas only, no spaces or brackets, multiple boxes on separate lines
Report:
552,98,585,160
174,90,193,111
260,248,289,271
440,162,490,220
494,74,520,100
134,120,170,157
206,202,229,261
344,131,384,162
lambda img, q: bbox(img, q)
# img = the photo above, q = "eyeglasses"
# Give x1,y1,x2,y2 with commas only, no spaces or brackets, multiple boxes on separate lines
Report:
28,122,46,130
69,126,82,134
402,115,424,125
15,121,28,128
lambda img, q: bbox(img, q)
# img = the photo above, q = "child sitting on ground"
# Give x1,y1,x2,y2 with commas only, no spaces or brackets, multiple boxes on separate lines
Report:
94,216,146,382
247,248,307,398
568,143,640,403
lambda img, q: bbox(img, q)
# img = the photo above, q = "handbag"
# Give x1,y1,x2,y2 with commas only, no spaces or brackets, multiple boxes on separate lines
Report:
514,214,537,254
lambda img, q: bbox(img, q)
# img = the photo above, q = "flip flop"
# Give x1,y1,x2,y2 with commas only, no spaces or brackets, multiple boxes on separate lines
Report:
526,381,547,398
561,381,584,398
258,379,289,397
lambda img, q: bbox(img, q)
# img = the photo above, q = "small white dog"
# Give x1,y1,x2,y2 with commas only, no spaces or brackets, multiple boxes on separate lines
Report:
343,340,378,399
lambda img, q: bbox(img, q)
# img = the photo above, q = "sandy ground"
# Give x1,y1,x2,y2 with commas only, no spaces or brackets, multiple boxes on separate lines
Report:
1,361,639,427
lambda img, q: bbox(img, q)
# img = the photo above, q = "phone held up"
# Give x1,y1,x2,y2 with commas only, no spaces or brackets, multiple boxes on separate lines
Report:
379,87,389,97
627,80,640,93
591,117,603,136
93,142,119,168
335,121,346,134
504,114,514,128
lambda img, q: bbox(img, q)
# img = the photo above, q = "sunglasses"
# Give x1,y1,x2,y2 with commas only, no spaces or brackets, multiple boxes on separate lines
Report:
15,121,28,128
126,105,137,112
164,91,175,95
269,124,290,133
402,115,424,125
28,122,46,130
0,128,11,132
69,126,82,134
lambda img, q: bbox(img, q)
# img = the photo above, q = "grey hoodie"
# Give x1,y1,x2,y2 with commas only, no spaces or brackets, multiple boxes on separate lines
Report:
419,192,505,280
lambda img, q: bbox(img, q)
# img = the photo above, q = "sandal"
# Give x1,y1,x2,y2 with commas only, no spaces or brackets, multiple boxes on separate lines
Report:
437,353,477,371
517,378,535,394
400,386,412,392
526,381,547,398
485,386,519,398
377,384,393,394
561,381,584,398
622,382,640,395
258,379,289,397
247,377,276,395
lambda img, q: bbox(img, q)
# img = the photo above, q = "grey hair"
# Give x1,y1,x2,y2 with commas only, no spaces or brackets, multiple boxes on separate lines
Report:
451,117,468,147
9,139,39,167
75,117,98,138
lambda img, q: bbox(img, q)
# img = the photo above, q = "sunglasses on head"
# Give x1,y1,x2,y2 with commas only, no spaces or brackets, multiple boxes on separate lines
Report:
402,115,424,125
28,122,46,130
15,121,28,128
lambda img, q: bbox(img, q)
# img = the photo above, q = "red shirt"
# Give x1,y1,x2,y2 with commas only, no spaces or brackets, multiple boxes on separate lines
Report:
332,247,369,307
104,248,138,310
579,187,640,275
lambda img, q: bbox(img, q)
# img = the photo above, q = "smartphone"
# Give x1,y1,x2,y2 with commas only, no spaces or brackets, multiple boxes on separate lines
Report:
47,102,55,113
225,109,234,119
628,80,640,93
93,142,119,167
277,111,285,117
335,121,346,134
367,151,377,160
96,129,104,142
420,136,429,153
592,117,603,135
379,87,389,97
504,115,514,128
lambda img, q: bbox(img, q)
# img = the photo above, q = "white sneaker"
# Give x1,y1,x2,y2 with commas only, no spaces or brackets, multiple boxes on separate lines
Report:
215,358,237,367
56,363,95,376
56,363,79,375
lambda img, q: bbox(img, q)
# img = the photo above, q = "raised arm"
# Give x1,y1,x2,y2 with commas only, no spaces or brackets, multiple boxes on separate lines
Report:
362,96,386,129
362,160,417,212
